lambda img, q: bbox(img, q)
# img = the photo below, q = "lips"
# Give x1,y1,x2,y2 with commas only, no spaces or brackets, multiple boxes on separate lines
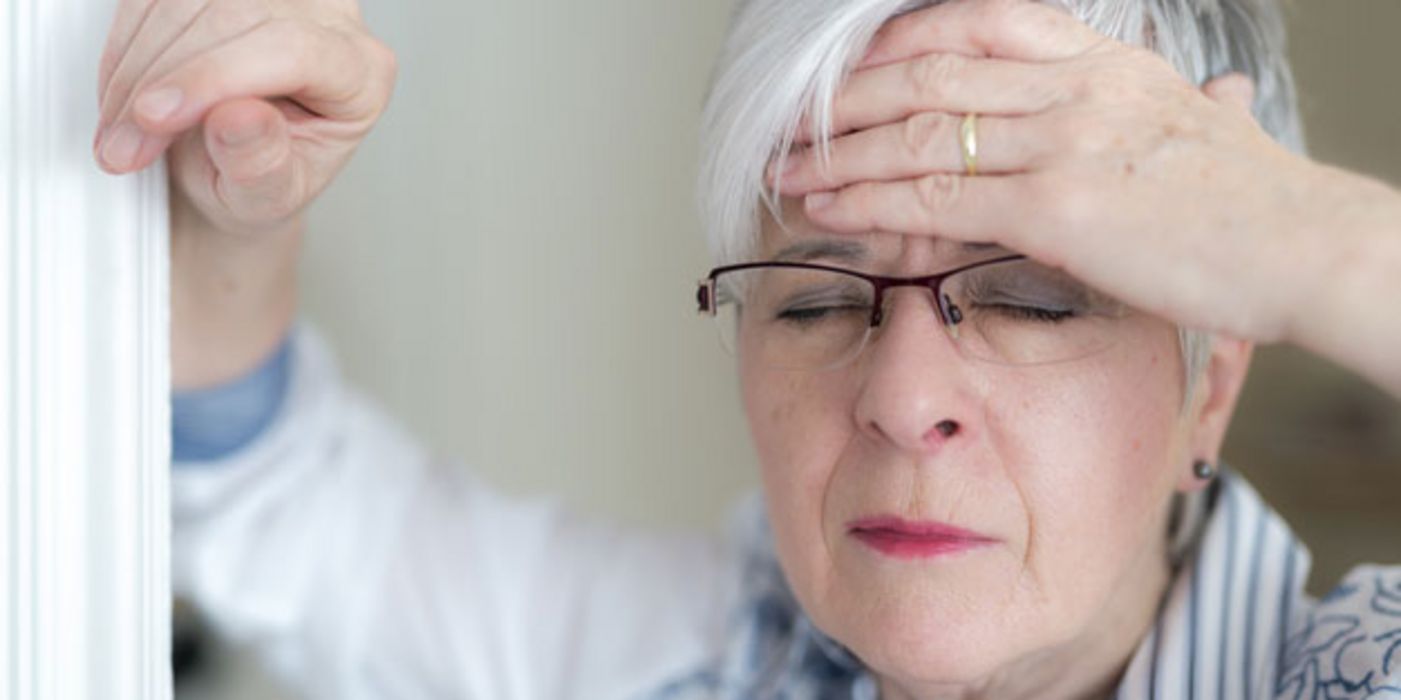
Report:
847,516,998,560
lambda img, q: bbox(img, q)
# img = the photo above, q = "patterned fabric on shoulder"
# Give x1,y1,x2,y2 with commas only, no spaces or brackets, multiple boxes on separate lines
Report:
1276,565,1401,699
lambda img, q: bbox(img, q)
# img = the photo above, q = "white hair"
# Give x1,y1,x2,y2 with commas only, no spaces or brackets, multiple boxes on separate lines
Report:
698,0,1305,392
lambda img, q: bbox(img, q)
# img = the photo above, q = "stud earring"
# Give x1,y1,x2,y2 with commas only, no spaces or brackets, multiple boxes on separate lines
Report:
1193,459,1217,481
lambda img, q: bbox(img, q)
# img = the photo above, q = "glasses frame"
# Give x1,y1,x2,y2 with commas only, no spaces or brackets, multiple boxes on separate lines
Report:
696,253,1028,330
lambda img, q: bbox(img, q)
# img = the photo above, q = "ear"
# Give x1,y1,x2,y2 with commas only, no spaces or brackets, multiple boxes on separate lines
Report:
1202,72,1257,117
1177,336,1254,492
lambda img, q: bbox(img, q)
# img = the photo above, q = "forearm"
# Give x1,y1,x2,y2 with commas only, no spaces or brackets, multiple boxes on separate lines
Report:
1290,166,1401,398
170,190,302,390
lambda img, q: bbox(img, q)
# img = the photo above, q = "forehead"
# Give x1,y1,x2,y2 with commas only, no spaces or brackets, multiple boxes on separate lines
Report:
758,196,1009,270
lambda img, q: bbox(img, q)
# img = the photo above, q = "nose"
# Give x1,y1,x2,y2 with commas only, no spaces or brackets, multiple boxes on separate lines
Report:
853,290,971,455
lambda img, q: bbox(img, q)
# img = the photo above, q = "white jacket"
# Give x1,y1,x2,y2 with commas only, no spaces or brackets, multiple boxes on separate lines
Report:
172,329,742,699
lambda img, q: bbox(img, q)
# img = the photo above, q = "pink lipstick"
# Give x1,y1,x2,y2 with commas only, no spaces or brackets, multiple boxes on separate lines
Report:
847,516,997,560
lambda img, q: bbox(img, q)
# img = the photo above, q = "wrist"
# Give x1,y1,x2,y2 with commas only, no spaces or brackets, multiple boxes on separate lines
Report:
170,192,304,389
1286,164,1401,391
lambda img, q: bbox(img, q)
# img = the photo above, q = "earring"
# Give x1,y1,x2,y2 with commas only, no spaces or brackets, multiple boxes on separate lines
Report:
1193,459,1217,481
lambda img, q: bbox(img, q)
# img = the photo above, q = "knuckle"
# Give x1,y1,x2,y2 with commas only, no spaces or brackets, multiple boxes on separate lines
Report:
913,173,963,213
900,112,953,162
326,35,388,113
907,52,964,103
368,36,399,77
363,36,399,102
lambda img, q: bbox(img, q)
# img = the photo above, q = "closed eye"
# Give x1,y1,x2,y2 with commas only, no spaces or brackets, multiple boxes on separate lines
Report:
975,302,1077,323
776,303,870,326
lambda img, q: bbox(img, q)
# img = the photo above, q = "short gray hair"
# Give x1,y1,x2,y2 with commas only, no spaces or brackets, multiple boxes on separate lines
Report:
698,0,1305,392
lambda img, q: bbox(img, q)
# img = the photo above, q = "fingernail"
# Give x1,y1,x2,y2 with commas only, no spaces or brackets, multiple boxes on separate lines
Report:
219,119,267,148
134,87,183,123
805,192,835,211
100,122,143,171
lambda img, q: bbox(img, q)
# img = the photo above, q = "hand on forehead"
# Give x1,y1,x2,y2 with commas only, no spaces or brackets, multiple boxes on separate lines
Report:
763,0,1293,344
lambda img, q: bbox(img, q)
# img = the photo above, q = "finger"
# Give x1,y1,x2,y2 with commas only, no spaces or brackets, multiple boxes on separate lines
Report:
776,112,1032,196
100,0,241,131
796,52,1063,144
201,98,307,223
861,0,1104,68
98,0,157,99
1202,72,1255,114
801,175,1024,245
99,20,386,173
95,119,176,175
97,0,255,173
130,19,386,137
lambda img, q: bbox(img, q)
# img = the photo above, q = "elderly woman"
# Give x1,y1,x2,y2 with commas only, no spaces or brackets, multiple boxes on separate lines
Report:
96,0,1401,697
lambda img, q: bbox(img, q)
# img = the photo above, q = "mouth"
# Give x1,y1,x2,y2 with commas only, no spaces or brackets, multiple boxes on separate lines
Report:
847,516,998,560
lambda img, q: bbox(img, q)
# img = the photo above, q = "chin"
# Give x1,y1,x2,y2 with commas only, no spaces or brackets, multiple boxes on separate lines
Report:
838,595,1016,686
810,556,1075,690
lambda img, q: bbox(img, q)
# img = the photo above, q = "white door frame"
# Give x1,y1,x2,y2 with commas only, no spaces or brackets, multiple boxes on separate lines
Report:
1,0,172,697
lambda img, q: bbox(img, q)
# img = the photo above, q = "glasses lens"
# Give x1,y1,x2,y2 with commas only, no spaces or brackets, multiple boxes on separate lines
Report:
940,258,1125,365
712,266,874,370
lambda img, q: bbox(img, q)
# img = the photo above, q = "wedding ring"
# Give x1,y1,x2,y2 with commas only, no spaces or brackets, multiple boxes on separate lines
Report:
960,112,980,176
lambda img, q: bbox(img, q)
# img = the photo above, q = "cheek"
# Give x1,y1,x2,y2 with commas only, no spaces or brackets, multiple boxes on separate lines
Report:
989,337,1187,614
741,361,858,600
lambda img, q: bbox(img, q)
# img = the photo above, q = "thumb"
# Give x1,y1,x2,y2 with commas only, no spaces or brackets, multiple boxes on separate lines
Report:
1202,72,1257,115
203,97,304,224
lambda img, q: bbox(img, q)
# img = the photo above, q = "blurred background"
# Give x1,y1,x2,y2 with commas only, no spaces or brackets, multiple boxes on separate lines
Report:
176,1,1401,697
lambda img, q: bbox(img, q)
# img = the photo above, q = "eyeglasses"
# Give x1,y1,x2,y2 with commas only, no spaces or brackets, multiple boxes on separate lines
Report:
696,254,1131,370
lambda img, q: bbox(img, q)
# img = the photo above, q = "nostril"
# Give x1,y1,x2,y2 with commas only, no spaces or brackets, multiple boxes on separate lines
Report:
919,420,961,448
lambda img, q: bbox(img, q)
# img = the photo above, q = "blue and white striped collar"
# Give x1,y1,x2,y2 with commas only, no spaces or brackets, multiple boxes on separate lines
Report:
1114,470,1309,699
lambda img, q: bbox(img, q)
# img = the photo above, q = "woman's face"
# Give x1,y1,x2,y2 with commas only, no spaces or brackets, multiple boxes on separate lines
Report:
740,203,1218,690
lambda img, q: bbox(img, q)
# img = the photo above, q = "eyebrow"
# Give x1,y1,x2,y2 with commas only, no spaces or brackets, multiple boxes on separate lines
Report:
772,239,869,263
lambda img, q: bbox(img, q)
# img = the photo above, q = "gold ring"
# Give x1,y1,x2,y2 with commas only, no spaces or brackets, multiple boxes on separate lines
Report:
960,112,980,176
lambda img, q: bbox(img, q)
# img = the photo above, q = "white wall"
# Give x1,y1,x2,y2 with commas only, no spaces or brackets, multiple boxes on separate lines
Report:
301,0,755,530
